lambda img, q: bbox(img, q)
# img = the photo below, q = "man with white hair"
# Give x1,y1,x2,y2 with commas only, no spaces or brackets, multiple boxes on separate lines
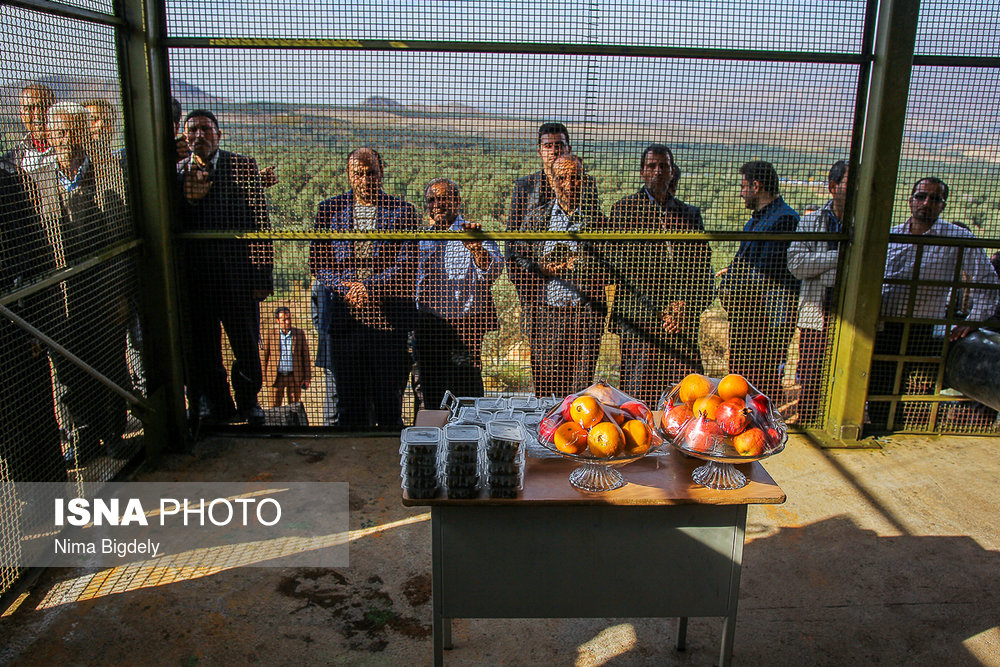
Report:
39,101,129,465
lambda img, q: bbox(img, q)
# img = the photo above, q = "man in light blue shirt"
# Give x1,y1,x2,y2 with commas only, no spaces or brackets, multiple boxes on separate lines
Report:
415,178,504,407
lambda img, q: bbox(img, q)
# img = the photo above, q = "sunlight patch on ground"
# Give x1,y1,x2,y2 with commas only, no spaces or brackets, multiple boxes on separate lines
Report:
575,623,637,666
33,512,430,610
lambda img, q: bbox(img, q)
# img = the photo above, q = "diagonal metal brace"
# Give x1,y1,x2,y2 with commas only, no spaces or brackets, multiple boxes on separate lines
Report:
0,303,151,414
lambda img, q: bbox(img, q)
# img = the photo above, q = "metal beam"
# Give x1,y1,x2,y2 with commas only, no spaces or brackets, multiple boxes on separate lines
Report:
164,37,869,64
1,0,123,26
0,303,149,410
175,230,848,242
116,0,189,455
824,0,920,442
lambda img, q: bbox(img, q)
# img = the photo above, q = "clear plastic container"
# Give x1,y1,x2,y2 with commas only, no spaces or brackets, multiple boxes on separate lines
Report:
442,424,482,498
399,427,442,499
475,397,507,411
508,396,539,411
483,420,525,496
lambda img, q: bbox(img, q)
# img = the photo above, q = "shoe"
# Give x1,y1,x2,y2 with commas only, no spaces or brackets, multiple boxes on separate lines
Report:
242,404,265,426
63,430,104,468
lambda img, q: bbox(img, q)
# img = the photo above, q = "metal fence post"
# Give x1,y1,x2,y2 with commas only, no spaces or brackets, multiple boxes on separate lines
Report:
824,0,920,443
116,0,189,455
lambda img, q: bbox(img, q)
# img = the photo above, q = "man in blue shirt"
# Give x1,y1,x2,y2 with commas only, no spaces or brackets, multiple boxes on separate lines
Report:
720,161,799,400
415,179,504,407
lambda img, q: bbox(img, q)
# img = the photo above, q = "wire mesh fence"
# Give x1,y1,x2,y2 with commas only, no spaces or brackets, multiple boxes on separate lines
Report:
5,0,1000,597
1,3,144,595
872,13,1000,434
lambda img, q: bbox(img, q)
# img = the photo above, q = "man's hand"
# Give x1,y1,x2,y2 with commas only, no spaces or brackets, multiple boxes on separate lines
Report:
260,165,278,188
950,324,977,341
174,135,189,164
541,255,577,278
459,221,491,270
661,300,686,334
183,156,213,201
345,281,369,308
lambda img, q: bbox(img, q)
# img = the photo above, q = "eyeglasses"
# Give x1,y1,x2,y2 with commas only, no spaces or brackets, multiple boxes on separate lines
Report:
912,192,945,203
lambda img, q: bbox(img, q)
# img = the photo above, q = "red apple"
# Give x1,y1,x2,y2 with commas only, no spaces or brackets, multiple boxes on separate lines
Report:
538,415,560,443
662,404,694,438
715,399,750,436
750,393,771,416
559,394,576,422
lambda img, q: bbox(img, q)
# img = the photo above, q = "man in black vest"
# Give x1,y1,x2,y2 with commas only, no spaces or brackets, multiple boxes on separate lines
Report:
178,110,273,423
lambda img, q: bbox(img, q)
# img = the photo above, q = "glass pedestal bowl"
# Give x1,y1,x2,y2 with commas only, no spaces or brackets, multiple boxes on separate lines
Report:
535,435,661,492
672,431,787,490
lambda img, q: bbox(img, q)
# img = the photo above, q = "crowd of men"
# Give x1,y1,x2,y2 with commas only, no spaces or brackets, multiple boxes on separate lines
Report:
5,84,1000,461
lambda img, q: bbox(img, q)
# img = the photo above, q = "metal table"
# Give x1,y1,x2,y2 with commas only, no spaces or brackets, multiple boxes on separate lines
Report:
404,437,786,667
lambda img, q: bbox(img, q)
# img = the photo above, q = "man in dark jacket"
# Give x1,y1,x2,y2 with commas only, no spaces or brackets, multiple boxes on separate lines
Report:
0,156,67,487
720,160,799,400
178,109,273,423
309,148,418,428
608,145,714,405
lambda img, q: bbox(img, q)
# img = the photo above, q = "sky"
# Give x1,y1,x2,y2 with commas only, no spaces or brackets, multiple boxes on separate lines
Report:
2,1,999,153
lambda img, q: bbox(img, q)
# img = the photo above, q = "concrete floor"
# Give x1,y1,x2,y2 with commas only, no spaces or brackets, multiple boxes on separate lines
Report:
1,432,998,666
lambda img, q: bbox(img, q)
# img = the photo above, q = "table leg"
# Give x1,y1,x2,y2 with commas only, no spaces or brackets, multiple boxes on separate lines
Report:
675,617,687,651
443,617,452,649
432,509,444,666
718,506,747,667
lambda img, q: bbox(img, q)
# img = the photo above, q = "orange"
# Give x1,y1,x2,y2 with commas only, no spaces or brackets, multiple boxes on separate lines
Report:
587,421,624,458
570,395,604,429
717,374,750,401
621,419,651,456
553,421,588,455
692,395,723,420
678,374,713,405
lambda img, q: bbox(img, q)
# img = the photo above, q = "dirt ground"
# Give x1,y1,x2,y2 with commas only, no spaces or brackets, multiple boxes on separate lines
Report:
1,432,998,666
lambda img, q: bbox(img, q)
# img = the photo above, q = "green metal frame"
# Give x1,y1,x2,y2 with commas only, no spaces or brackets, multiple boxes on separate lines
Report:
115,0,189,455
823,0,921,444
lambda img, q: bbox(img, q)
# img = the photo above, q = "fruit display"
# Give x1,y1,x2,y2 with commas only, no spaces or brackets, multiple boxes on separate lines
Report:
536,380,664,492
657,374,787,489
537,381,663,460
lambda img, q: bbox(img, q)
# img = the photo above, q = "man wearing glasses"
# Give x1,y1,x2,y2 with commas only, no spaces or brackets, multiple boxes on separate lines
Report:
869,177,999,430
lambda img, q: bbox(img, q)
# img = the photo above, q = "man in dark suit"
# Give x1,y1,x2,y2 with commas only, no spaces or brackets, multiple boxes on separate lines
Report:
507,155,608,397
309,148,418,429
178,109,273,423
608,144,714,405
43,102,130,464
261,306,311,407
0,155,67,491
506,123,601,393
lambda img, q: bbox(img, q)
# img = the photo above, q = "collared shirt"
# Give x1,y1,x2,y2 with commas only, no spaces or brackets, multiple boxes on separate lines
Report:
882,217,1000,324
278,328,294,372
6,135,52,175
56,155,91,194
416,216,503,319
545,203,583,307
